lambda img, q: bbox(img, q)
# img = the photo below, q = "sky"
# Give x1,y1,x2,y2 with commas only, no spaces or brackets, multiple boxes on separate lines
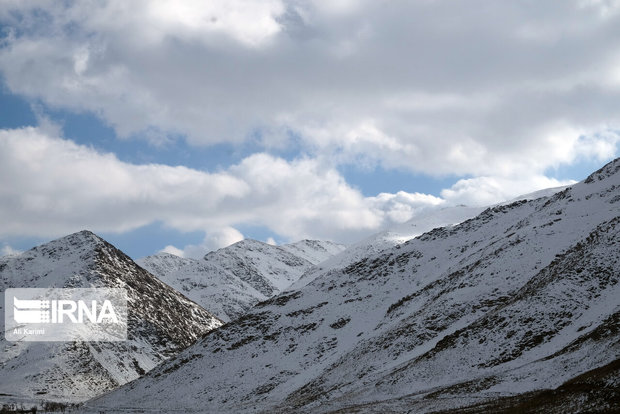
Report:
0,0,619,259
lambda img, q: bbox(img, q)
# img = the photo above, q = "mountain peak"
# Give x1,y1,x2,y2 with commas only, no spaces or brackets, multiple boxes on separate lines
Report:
203,239,265,257
0,232,222,404
75,229,98,237
151,251,186,260
63,229,101,240
228,238,265,248
42,229,105,250
7,230,108,273
584,157,620,184
281,239,347,265
141,237,346,323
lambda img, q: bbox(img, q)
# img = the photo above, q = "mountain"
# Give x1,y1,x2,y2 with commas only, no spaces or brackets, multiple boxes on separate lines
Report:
86,158,620,413
290,204,486,291
0,231,221,405
204,239,345,297
279,240,346,266
137,253,267,323
292,186,569,291
138,239,345,322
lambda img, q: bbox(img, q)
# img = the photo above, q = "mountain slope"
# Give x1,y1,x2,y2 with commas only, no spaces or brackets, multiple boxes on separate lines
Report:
429,357,620,413
292,186,568,291
0,231,221,405
138,253,267,322
87,158,620,413
290,205,485,291
138,240,345,322
279,240,346,266
203,239,344,297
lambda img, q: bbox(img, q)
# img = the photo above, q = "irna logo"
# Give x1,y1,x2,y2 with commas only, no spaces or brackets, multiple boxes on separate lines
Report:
5,288,127,342
13,297,119,324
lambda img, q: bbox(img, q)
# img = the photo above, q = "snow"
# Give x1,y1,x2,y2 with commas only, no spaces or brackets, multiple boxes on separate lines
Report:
138,239,345,322
138,252,267,323
292,187,570,292
279,239,346,265
84,159,620,413
205,239,323,295
0,231,221,405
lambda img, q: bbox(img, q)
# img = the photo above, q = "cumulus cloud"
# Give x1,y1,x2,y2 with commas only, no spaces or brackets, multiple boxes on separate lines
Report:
160,245,185,258
1,244,22,257
173,227,246,259
1,2,618,250
0,1,618,176
366,191,445,224
0,128,451,245
0,127,248,236
440,176,575,207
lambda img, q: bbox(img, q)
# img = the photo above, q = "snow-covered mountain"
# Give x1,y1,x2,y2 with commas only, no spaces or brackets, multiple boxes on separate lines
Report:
290,204,486,291
204,239,345,297
292,186,569,291
0,231,221,405
279,240,346,266
87,158,620,413
138,239,345,322
138,253,267,323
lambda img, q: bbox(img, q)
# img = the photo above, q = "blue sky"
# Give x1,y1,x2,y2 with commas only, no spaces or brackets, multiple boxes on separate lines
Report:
1,1,619,259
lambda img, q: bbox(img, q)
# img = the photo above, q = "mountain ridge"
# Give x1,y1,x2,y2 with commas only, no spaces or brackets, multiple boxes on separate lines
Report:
204,238,344,296
138,238,345,322
0,230,222,404
86,157,620,413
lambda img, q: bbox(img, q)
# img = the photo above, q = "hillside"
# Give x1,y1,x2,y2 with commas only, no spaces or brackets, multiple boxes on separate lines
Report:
138,239,345,322
0,231,221,405
85,160,620,413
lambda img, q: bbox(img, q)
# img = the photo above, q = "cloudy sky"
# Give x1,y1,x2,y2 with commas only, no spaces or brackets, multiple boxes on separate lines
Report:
1,0,619,259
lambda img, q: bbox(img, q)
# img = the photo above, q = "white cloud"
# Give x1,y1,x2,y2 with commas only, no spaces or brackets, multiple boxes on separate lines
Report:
175,227,246,259
1,244,22,257
141,0,285,47
0,127,248,236
0,0,286,48
0,127,595,249
1,1,619,250
0,128,448,245
0,1,618,176
366,191,445,224
440,176,575,207
160,245,185,258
